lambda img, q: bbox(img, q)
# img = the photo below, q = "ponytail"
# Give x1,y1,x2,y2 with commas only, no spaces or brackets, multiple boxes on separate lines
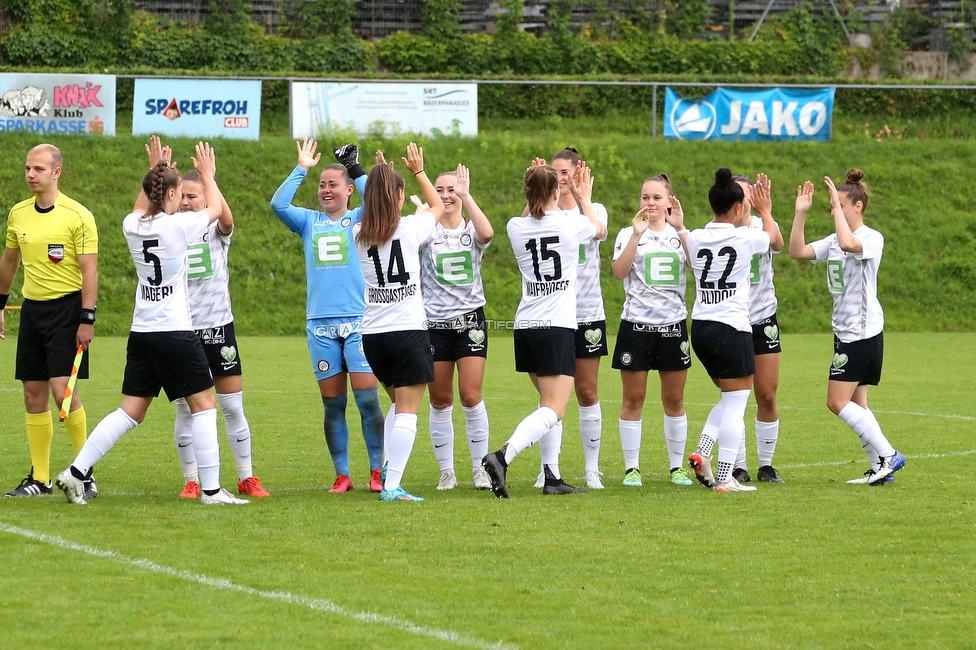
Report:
357,163,404,246
524,166,558,219
708,167,744,215
142,161,181,216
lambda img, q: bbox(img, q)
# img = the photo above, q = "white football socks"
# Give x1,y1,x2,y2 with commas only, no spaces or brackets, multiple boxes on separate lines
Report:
663,414,688,470
218,391,252,481
73,408,139,475
539,419,563,479
619,418,641,471
383,404,396,464
838,402,894,459
192,408,221,492
579,402,602,473
462,401,489,470
504,407,558,465
384,413,418,492
429,405,455,472
756,419,780,468
696,402,723,458
716,390,751,484
173,397,198,482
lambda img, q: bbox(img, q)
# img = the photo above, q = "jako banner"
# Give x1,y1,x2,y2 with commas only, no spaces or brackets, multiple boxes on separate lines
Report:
0,73,115,135
133,78,261,141
291,82,478,139
664,87,835,142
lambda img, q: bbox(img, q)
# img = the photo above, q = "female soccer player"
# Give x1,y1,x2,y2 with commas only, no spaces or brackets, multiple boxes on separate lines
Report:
270,139,386,494
684,168,777,493
610,174,693,487
482,162,605,498
731,173,786,484
788,169,905,485
56,143,247,505
355,143,444,503
139,139,270,500
421,164,494,490
528,148,609,490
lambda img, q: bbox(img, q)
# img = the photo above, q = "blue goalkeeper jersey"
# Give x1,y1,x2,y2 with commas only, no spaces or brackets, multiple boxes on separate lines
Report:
271,166,367,320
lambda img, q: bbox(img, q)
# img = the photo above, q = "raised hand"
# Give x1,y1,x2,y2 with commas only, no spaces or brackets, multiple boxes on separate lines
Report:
409,194,430,214
823,176,841,207
296,138,321,171
531,157,547,168
795,181,814,214
454,163,470,199
570,160,594,203
192,141,216,178
402,142,425,175
753,172,772,216
632,207,650,236
333,143,359,168
375,150,390,167
145,135,172,168
666,195,685,230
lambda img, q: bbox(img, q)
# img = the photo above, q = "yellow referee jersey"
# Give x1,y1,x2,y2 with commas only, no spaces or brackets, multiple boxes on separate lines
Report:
5,192,98,301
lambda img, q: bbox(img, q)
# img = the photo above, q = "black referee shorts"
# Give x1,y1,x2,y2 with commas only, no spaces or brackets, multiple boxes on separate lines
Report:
15,292,90,382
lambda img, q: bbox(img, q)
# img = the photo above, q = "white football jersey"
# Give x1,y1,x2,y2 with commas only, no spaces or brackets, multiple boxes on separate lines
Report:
686,222,770,332
809,226,884,343
572,202,609,322
123,210,210,333
186,220,234,330
747,215,780,323
613,224,687,326
354,212,437,334
508,209,596,330
420,219,488,322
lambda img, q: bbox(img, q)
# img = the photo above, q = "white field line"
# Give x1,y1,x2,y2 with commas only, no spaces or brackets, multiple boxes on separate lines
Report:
0,522,517,650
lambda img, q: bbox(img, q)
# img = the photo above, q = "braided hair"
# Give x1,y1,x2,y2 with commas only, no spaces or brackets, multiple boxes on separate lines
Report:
142,161,181,216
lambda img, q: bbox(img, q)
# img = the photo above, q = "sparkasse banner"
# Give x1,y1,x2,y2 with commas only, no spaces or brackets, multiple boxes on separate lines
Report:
664,87,835,142
133,78,261,140
291,82,478,139
0,73,115,135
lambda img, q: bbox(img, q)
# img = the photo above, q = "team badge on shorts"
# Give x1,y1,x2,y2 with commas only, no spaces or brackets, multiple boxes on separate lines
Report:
765,324,779,342
318,360,330,373
48,244,65,263
620,352,633,366
832,353,848,369
468,329,486,345
680,340,691,357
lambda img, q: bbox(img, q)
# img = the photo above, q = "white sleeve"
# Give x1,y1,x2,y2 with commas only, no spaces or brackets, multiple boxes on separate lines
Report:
594,203,609,243
415,212,437,243
809,236,832,263
751,230,771,255
854,230,883,260
576,214,597,243
612,227,632,261
179,210,210,243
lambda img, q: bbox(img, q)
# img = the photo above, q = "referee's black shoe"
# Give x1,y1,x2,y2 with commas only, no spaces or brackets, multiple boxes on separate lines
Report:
732,467,752,483
5,468,53,497
542,466,587,495
482,447,509,499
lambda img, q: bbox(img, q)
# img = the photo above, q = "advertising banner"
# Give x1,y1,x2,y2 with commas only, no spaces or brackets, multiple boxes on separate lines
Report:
664,87,835,142
0,73,115,135
133,78,261,140
291,82,478,139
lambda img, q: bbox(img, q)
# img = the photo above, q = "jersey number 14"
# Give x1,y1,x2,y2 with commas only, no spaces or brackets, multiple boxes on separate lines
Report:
367,240,409,287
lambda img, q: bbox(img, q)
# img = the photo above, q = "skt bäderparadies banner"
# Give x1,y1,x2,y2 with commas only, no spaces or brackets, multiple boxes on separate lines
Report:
291,82,477,139
0,73,115,135
664,87,835,142
133,78,262,140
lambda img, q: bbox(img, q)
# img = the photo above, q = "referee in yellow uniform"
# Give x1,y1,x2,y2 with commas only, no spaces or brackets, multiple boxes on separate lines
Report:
1,144,99,498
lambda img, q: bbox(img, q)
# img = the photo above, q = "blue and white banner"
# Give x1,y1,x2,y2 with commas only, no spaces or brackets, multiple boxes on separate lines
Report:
0,73,115,135
133,79,261,140
664,87,835,142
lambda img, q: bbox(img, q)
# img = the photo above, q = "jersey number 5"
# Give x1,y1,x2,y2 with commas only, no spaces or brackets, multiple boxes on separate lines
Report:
143,239,162,287
697,246,737,290
525,236,562,282
367,240,409,287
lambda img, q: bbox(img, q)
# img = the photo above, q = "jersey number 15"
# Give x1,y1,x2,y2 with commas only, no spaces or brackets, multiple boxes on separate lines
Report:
525,236,562,282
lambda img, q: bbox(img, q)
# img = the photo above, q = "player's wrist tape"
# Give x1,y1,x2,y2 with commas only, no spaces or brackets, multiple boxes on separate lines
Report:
675,228,687,234
413,169,425,176
0,293,8,310
347,163,366,180
80,308,96,325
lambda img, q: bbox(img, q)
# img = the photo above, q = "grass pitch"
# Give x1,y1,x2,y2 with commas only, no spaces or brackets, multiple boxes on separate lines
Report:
1,333,974,649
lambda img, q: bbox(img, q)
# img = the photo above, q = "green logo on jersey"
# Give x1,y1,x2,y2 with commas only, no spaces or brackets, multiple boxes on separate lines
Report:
314,232,349,266
826,260,845,293
680,340,691,356
186,243,213,279
643,253,681,286
764,325,779,341
579,245,586,264
436,252,474,285
750,254,761,284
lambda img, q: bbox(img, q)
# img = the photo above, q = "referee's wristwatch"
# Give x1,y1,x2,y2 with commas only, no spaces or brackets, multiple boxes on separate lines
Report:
80,308,96,325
